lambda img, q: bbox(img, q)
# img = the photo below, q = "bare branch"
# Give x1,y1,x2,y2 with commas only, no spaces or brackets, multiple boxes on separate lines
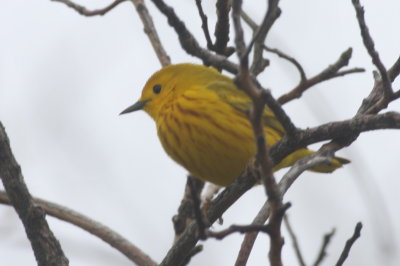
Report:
131,0,171,66
388,55,400,82
0,190,157,266
233,1,288,265
173,177,204,240
187,176,207,240
235,200,271,266
278,48,364,105
195,0,214,50
214,0,232,56
240,10,257,30
236,146,340,265
271,111,400,164
335,222,363,266
160,171,259,266
313,229,336,266
150,0,238,73
51,0,127,16
0,123,68,266
352,0,393,98
250,0,281,75
208,224,270,239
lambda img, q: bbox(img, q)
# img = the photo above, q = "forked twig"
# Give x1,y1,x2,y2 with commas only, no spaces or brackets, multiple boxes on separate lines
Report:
278,48,364,105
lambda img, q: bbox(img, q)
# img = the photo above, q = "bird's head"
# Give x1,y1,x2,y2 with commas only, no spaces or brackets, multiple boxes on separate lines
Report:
120,63,219,119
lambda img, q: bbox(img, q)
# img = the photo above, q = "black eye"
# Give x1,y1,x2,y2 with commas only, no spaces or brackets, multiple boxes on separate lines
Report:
153,84,162,94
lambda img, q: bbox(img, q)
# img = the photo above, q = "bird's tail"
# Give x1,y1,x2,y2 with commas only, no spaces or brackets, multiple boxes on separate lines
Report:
274,148,350,173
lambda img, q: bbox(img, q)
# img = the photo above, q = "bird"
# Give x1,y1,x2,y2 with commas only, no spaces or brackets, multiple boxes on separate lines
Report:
120,63,349,186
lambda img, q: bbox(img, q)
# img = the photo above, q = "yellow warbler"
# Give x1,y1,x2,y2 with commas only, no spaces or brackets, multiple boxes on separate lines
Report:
121,63,348,186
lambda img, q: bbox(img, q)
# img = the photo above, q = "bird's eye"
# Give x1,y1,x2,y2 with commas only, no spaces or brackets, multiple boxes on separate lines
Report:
153,84,162,94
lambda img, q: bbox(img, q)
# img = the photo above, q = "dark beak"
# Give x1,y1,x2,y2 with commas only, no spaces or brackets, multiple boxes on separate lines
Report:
120,100,148,115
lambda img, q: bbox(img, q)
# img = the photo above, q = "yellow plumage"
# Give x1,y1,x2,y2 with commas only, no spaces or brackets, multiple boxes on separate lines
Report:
121,63,348,186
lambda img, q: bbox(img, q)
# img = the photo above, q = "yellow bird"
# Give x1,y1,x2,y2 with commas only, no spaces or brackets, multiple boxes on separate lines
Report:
121,64,348,186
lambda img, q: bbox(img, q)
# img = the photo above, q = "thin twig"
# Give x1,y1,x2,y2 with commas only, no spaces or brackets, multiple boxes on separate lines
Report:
278,48,364,105
208,224,270,239
352,0,393,98
131,0,171,66
51,0,127,16
0,190,157,266
335,222,363,266
195,0,214,50
250,0,281,75
235,199,271,266
150,0,238,73
313,229,336,266
264,45,307,82
0,123,68,266
284,215,306,266
240,10,257,30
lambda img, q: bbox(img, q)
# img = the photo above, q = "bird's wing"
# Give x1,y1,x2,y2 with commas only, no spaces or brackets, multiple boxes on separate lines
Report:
206,80,285,134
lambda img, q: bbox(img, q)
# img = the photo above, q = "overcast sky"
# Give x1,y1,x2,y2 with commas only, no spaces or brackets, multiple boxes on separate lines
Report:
1,0,400,265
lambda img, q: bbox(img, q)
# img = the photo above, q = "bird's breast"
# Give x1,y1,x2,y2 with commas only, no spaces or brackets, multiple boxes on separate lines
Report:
156,96,256,186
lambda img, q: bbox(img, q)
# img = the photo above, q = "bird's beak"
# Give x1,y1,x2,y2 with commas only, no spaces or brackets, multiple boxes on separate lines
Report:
120,100,148,115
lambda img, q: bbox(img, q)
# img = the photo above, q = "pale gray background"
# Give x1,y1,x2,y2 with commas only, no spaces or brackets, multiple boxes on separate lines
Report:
1,0,399,265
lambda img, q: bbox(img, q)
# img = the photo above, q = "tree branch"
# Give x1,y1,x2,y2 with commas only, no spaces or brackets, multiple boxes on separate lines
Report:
150,0,238,73
250,0,281,75
236,144,340,265
271,111,400,165
195,0,214,50
0,123,68,266
233,1,288,265
0,190,157,266
313,229,336,266
235,199,271,266
131,0,171,66
278,48,364,105
207,224,270,239
213,0,232,56
352,0,393,98
335,222,363,266
160,171,258,266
